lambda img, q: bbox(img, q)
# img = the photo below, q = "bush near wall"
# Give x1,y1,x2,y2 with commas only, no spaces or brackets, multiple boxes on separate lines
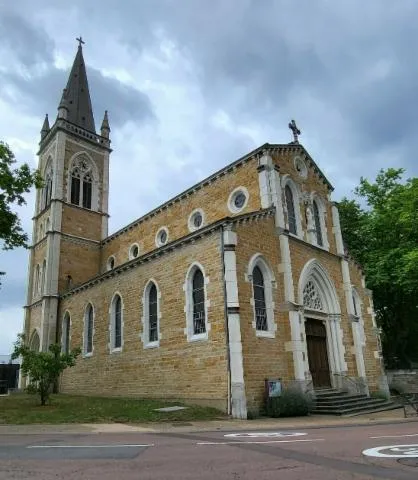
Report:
266,389,314,418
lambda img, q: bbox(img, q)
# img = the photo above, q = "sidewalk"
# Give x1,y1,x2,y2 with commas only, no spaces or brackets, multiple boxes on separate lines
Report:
0,407,416,436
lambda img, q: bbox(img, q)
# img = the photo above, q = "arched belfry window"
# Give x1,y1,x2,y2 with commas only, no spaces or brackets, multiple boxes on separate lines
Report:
70,156,95,209
285,184,297,235
313,200,323,246
252,266,267,331
44,173,53,208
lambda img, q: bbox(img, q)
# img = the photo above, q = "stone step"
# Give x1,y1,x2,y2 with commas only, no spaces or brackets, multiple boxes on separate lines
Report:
315,396,377,408
314,392,361,400
312,400,398,416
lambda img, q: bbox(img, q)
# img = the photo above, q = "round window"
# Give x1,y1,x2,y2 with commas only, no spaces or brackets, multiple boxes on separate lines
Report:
228,187,249,213
107,256,115,270
129,244,139,259
234,192,246,209
155,227,169,247
193,212,203,228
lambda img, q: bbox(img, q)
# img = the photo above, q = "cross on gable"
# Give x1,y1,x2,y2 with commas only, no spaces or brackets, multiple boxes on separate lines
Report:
288,119,301,143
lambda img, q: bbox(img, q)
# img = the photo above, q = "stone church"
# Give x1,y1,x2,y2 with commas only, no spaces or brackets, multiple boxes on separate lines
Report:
23,43,388,418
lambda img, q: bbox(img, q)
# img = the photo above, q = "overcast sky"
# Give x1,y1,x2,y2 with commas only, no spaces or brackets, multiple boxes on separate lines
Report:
1,0,417,354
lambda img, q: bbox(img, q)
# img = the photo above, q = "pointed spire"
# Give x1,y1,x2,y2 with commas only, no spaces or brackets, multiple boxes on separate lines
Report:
100,110,110,138
60,39,96,132
40,114,50,140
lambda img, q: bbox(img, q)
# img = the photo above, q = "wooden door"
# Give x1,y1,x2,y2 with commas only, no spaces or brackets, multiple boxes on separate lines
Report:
306,318,331,388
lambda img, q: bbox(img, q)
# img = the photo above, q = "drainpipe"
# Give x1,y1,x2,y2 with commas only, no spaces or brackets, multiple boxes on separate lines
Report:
220,225,232,416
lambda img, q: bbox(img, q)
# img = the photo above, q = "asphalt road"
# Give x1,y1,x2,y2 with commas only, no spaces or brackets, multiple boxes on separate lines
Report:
1,422,418,479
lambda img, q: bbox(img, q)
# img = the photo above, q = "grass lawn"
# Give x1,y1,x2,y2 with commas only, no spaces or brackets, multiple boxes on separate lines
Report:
0,394,226,425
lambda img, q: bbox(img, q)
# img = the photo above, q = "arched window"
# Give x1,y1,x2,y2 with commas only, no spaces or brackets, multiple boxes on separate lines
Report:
352,289,366,346
252,266,267,331
110,294,123,351
184,264,209,341
285,185,297,235
41,259,46,295
45,174,52,207
62,312,71,354
33,264,40,298
142,281,160,347
70,157,94,209
84,304,94,355
30,330,40,352
313,200,323,246
192,269,206,335
248,255,276,336
148,284,158,342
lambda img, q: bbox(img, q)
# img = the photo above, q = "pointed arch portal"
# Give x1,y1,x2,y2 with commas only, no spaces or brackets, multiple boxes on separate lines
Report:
298,259,345,389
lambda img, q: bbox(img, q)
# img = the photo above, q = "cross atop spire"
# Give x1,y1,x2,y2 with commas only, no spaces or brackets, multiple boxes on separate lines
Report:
76,36,85,48
288,119,301,144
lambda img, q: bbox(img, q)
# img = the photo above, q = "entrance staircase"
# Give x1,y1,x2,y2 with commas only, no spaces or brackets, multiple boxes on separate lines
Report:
311,388,400,416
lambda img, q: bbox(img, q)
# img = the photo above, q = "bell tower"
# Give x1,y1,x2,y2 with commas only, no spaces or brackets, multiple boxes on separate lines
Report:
23,39,111,352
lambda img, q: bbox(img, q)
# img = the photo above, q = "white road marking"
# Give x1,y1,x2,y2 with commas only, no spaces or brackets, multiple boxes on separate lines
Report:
27,444,154,449
224,432,307,438
370,434,418,439
197,439,324,445
363,444,418,458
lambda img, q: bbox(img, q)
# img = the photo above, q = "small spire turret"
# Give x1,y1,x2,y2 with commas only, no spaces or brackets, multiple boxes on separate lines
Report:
100,110,110,138
40,114,50,140
58,89,69,120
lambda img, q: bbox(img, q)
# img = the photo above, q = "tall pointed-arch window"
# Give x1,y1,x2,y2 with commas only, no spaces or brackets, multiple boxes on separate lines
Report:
41,259,46,295
192,269,206,335
62,313,71,354
43,173,53,209
252,266,267,331
285,185,297,235
84,304,94,355
313,200,323,246
70,157,94,209
142,280,160,348
148,284,158,342
110,294,123,351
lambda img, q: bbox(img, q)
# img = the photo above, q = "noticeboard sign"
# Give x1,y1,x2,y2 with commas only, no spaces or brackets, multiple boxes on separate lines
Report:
266,378,282,398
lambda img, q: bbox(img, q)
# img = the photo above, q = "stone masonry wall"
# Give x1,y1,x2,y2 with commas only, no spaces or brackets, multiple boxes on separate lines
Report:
59,231,229,410
349,260,384,392
235,216,293,412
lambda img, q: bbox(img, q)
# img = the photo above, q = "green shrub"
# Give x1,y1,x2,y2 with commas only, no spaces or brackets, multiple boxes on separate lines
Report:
266,389,313,418
370,390,389,400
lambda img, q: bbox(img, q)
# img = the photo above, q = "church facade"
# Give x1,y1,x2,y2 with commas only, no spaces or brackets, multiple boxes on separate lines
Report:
23,44,388,418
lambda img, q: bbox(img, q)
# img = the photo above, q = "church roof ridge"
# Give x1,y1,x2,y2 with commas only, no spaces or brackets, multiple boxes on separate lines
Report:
103,142,333,244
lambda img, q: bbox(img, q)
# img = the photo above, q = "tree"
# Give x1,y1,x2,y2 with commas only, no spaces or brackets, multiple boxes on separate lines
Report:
11,334,80,405
338,169,418,368
0,141,42,283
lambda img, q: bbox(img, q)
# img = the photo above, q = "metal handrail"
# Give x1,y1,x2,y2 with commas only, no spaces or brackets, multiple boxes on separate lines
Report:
333,373,363,394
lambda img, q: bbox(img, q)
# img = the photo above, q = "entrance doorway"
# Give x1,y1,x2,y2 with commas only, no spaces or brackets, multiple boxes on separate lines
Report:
306,318,331,388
